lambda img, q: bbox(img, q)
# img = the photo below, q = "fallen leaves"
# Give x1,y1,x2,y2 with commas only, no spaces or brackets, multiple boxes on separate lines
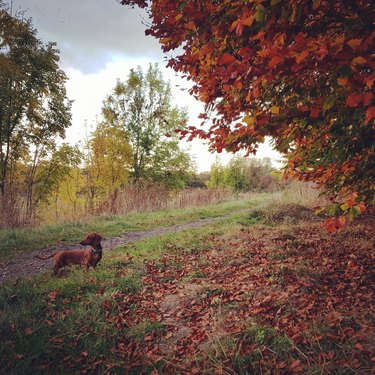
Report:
3,211,374,373
98,212,374,373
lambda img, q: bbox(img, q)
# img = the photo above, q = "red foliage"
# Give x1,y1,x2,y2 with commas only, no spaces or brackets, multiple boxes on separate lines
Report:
120,0,375,228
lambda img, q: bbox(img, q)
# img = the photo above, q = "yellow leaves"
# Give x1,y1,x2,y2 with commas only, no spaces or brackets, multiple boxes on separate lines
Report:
160,37,171,45
270,106,280,115
340,203,350,211
242,115,255,126
175,13,183,22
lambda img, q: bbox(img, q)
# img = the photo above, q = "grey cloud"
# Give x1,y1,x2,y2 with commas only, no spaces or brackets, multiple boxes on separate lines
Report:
11,0,162,73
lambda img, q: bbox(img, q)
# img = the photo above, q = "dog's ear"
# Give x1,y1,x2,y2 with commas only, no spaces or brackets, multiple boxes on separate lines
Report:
92,233,102,243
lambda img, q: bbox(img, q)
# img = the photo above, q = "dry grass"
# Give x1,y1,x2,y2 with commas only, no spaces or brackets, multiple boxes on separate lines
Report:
269,181,327,208
98,184,232,215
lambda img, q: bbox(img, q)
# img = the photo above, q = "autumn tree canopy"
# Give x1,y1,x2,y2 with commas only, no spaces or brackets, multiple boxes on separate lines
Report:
120,0,374,229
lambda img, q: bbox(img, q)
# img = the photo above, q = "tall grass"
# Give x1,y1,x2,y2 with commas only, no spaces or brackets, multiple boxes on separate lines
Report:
99,184,231,215
269,181,326,208
39,185,232,226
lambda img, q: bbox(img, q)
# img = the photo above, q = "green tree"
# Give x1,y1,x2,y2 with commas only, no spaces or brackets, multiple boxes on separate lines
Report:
0,3,71,208
208,156,277,193
101,64,192,183
148,139,194,189
207,156,226,190
87,121,132,213
224,157,249,193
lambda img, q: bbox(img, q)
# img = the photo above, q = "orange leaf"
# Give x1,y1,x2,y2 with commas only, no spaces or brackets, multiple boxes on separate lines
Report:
185,21,196,31
242,15,254,26
48,290,61,301
346,193,358,207
363,92,373,106
324,218,338,233
365,106,375,124
364,75,375,88
337,77,348,86
337,216,346,229
358,201,366,213
175,13,183,22
346,93,362,108
230,19,240,32
218,53,237,65
235,22,244,37
347,39,362,49
352,56,367,65
296,50,309,64
268,55,284,68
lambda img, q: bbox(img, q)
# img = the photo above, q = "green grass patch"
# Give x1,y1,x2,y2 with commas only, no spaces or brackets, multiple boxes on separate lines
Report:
126,320,165,342
0,198,261,261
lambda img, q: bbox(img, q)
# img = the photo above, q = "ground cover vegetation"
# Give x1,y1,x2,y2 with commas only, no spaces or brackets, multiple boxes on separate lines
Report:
1,197,373,373
120,0,375,231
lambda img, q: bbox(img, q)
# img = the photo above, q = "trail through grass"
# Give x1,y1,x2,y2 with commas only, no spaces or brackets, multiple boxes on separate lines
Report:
1,199,373,374
0,197,264,260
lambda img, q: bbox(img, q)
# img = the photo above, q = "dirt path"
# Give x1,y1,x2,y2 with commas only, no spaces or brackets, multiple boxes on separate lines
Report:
0,213,243,284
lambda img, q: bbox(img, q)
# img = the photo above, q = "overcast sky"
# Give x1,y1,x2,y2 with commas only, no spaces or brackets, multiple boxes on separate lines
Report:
10,0,281,172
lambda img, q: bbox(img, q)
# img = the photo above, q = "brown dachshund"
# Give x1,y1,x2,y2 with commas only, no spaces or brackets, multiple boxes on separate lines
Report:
35,232,103,275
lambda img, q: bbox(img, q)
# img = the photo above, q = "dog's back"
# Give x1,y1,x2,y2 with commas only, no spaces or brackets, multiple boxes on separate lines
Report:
35,232,104,275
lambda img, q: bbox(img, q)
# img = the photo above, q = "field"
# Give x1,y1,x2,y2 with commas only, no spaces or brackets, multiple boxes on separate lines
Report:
0,191,374,374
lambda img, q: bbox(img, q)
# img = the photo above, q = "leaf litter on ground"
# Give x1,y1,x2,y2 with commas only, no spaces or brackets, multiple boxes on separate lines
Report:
1,207,374,374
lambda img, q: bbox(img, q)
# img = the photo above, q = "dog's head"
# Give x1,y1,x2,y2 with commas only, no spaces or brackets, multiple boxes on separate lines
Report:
80,232,103,248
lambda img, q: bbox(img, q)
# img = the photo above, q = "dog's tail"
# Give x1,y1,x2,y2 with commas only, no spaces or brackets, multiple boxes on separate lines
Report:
34,253,57,260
